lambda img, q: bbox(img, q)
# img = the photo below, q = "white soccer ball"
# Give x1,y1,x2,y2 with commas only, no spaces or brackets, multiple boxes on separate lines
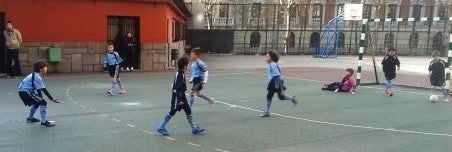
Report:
429,95,439,103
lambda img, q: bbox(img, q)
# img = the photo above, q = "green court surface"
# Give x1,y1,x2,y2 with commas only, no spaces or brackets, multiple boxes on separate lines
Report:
1,71,452,152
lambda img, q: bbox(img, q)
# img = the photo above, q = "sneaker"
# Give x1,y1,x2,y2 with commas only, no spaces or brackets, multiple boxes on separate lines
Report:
389,91,393,97
41,121,55,127
107,90,115,96
156,128,169,136
192,126,205,135
384,89,389,94
291,96,298,106
130,67,134,71
119,89,126,94
259,112,270,117
445,97,449,103
26,117,40,123
126,67,130,71
208,98,215,108
334,88,339,93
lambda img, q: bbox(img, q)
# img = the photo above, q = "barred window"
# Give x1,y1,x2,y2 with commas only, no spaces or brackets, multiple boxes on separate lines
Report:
250,31,260,48
363,4,372,19
312,3,322,18
409,32,419,49
219,4,228,18
437,4,446,18
288,32,295,48
384,32,395,48
387,4,397,18
412,4,422,18
252,3,261,18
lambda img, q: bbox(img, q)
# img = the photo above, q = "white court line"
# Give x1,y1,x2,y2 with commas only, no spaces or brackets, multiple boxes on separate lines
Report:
210,72,452,137
126,124,136,128
187,143,201,147
216,100,452,137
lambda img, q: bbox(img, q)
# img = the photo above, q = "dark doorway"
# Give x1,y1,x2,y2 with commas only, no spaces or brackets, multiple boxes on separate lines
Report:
0,12,5,73
107,16,140,69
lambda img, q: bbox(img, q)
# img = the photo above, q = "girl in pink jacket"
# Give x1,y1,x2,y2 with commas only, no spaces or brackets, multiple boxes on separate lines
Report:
322,68,356,94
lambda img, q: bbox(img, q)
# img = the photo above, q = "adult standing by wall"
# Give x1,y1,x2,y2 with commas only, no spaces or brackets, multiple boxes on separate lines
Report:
4,21,22,78
123,32,137,71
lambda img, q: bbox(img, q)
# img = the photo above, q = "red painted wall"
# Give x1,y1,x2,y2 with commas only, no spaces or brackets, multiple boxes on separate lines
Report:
0,0,187,43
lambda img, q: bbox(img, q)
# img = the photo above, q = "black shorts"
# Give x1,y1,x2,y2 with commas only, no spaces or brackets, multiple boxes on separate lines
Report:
19,91,47,106
191,77,203,91
430,79,445,87
108,65,120,78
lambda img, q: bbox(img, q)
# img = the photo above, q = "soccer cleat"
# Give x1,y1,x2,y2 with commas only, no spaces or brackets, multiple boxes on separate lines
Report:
291,96,298,106
156,128,170,136
41,121,55,127
384,89,389,94
259,112,270,117
26,117,40,123
192,126,205,135
107,90,115,96
119,89,126,94
208,98,215,108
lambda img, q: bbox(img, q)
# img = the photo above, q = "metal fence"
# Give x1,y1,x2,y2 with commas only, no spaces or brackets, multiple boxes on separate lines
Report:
187,3,452,55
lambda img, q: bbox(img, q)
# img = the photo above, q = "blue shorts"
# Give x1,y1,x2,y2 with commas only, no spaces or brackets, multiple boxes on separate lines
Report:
191,77,203,91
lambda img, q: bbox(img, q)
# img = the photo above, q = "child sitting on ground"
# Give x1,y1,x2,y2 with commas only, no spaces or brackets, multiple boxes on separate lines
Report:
322,68,356,94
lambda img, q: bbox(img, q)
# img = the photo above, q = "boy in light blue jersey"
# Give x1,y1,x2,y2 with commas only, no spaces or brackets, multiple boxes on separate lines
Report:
104,43,126,96
259,51,297,117
188,48,215,108
18,60,60,127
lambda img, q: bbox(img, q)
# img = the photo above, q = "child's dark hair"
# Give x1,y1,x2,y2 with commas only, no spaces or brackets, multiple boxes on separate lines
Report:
268,50,280,62
346,68,354,75
106,42,114,47
177,57,189,70
388,47,396,52
33,60,48,72
191,47,201,56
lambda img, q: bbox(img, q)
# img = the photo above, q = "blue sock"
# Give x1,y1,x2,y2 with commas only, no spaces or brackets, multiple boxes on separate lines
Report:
187,115,196,130
117,81,123,90
40,106,47,123
157,113,171,130
265,100,272,113
189,95,195,108
386,80,392,91
28,105,38,119
199,94,211,102
111,81,117,92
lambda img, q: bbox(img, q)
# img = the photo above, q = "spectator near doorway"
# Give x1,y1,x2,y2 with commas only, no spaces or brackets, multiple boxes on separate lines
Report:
123,32,137,71
4,21,22,78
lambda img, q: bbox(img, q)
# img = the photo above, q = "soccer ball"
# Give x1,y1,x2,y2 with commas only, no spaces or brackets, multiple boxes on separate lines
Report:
429,95,439,103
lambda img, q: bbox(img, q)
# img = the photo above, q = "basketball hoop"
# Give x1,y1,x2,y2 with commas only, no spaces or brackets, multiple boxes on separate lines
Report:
344,4,363,21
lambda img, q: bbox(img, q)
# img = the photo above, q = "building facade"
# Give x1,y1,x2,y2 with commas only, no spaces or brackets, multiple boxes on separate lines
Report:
185,0,451,55
0,0,191,74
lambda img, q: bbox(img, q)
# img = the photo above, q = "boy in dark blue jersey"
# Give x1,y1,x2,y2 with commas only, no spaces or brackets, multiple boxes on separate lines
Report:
188,48,215,108
429,50,449,102
156,57,205,136
18,60,60,127
104,43,126,96
381,47,400,96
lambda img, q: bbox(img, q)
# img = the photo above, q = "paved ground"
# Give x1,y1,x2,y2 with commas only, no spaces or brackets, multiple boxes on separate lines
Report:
1,55,451,152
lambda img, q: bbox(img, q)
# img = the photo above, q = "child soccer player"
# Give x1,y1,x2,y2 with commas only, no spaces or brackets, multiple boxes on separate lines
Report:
429,50,449,102
18,60,60,127
381,47,400,96
188,48,215,108
156,57,205,136
104,43,126,96
322,68,356,94
259,51,297,117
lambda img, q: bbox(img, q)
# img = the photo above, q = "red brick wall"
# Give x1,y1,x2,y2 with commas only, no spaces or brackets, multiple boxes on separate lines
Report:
0,0,188,44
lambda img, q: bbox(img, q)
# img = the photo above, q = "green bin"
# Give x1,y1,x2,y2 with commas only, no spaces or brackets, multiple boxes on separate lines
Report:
48,48,62,62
